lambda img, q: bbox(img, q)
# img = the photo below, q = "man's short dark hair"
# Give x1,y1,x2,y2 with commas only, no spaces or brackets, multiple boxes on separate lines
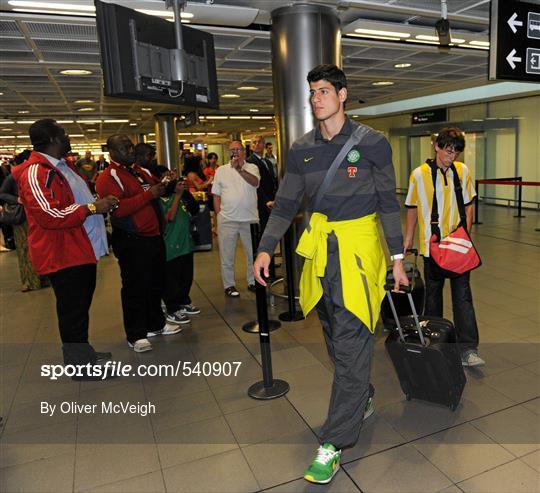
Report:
265,142,272,148
307,64,347,92
29,118,62,152
134,142,155,160
435,127,465,153
207,152,218,160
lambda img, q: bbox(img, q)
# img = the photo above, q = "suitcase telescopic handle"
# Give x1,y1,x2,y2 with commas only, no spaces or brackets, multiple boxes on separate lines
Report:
384,283,426,346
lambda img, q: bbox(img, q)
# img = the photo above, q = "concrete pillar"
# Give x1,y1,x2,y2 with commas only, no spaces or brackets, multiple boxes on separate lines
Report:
271,4,341,168
155,114,179,170
270,4,341,288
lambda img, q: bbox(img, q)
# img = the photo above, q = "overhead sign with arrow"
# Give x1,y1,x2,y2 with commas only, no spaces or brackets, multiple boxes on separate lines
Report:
489,0,540,82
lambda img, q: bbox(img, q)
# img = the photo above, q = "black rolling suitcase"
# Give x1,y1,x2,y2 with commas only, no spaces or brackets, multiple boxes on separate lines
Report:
191,202,212,252
384,284,466,411
380,249,425,329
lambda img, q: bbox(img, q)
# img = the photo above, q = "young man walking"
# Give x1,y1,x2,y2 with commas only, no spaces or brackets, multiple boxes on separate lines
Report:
404,127,484,367
253,65,408,484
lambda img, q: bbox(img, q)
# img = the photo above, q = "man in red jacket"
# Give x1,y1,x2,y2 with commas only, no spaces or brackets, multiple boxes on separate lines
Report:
13,119,118,379
96,134,182,353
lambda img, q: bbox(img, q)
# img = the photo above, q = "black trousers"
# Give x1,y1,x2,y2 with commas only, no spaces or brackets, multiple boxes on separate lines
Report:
48,263,97,365
423,255,479,352
315,234,373,450
163,252,194,314
111,229,166,343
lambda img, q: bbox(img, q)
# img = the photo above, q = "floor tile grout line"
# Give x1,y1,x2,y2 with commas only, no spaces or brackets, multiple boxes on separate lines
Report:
338,393,540,472
411,417,516,489
137,373,169,493
454,456,531,489
518,452,540,474
468,419,533,461
71,377,82,492
0,318,42,437
474,232,539,248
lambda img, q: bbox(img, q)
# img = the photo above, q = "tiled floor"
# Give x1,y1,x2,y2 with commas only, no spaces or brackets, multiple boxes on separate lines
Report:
0,205,539,493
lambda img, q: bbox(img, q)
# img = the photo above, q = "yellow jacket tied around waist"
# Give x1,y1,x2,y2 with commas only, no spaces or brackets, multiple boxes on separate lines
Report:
296,212,386,333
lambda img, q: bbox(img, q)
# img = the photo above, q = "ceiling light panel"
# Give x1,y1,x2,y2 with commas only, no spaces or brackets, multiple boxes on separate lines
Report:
8,1,95,12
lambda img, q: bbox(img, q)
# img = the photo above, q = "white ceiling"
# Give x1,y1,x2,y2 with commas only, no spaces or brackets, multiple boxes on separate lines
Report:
0,0,501,151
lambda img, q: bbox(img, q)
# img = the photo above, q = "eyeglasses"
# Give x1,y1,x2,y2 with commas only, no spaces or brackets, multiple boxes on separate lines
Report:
443,147,460,156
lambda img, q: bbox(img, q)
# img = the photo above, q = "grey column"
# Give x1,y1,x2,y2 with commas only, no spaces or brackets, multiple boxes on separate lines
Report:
155,114,179,170
270,4,341,290
136,133,146,143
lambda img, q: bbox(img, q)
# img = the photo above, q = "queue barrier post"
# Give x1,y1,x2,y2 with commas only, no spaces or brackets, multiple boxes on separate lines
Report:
248,223,289,400
514,177,525,219
278,228,304,322
242,223,281,334
474,179,482,225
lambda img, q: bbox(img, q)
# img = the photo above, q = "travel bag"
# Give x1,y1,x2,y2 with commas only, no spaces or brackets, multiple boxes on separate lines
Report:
191,202,212,252
384,284,466,411
380,248,425,329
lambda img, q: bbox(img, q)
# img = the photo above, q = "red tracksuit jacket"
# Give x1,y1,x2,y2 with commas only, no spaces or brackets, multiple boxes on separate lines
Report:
95,160,161,236
12,151,95,275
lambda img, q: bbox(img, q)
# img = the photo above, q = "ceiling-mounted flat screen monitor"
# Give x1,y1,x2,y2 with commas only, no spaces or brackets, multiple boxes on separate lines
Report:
95,0,219,109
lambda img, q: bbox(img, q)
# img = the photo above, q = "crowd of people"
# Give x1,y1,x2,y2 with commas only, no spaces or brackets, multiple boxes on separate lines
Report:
2,63,486,485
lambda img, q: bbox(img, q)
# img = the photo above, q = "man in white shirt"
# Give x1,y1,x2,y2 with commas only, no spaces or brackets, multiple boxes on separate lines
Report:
212,141,260,297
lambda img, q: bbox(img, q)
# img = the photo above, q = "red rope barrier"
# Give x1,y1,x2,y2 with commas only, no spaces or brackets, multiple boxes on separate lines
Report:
477,180,540,186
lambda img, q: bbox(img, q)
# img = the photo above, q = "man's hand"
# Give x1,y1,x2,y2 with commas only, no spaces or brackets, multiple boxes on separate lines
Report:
253,252,271,286
266,201,274,210
150,183,166,198
174,180,184,196
403,237,413,254
94,195,118,214
392,260,409,292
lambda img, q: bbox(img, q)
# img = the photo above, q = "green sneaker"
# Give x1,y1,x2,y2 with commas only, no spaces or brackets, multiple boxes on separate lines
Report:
304,443,341,484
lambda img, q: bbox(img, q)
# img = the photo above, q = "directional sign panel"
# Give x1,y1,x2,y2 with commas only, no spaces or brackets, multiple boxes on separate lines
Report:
490,0,540,82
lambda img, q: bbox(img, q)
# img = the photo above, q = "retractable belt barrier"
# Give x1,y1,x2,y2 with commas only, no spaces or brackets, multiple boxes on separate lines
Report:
242,224,281,334
474,177,540,225
247,223,289,400
278,227,305,322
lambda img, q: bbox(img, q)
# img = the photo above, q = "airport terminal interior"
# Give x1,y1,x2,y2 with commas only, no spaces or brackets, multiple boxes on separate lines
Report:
0,1,539,492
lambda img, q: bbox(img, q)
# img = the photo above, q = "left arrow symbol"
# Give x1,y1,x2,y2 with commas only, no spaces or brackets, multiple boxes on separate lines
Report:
507,13,523,33
506,49,522,69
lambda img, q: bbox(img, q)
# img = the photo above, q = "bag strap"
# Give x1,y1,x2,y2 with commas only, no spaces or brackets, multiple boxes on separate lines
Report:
312,125,369,212
450,163,468,232
429,163,441,240
430,161,468,239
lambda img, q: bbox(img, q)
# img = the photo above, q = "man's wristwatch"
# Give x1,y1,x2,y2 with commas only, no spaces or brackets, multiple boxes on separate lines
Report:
390,253,405,261
86,203,97,215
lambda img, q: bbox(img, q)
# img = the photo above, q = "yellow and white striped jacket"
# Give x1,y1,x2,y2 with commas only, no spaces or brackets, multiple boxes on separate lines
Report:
405,160,476,256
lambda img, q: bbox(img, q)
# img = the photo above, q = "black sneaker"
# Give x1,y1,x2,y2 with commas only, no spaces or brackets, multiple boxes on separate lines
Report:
94,352,112,364
225,286,240,297
247,284,256,293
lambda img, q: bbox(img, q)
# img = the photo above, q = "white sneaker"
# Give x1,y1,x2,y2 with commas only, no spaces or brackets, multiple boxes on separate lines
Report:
462,351,485,367
165,311,191,325
363,397,374,420
128,338,152,353
147,323,184,338
179,304,201,315
161,300,167,313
